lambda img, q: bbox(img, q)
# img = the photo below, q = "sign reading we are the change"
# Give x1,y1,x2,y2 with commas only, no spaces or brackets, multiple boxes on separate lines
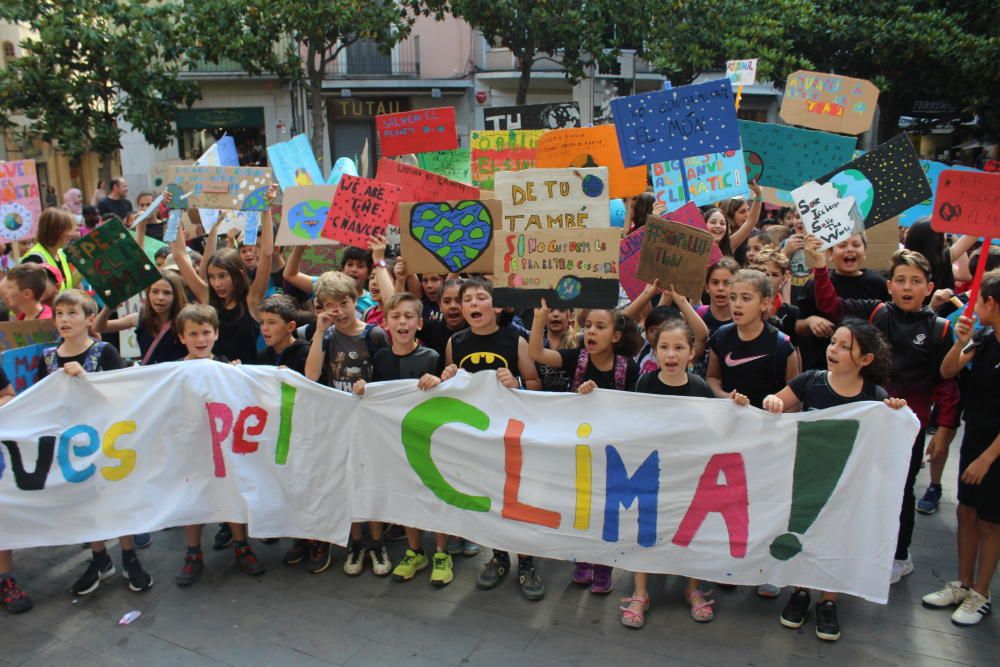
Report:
0,363,918,604
535,125,646,199
780,71,880,136
65,219,161,307
322,175,401,248
0,159,42,243
495,168,610,232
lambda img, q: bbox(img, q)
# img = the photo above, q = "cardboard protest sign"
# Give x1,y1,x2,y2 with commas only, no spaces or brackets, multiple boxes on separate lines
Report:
482,102,582,131
635,216,716,299
863,216,901,271
417,148,472,184
149,160,193,190
165,165,273,211
470,129,544,191
267,133,323,191
400,200,499,274
376,158,480,202
276,185,339,246
321,175,402,247
65,219,161,307
738,120,857,193
899,160,979,227
298,245,344,276
817,134,930,229
493,227,621,309
791,181,863,251
931,170,1000,237
780,71,879,136
375,107,458,157
725,59,758,86
495,168,610,232
535,125,646,199
0,343,48,392
0,319,57,353
1,159,42,243
610,79,740,167
984,160,1000,173
651,149,749,208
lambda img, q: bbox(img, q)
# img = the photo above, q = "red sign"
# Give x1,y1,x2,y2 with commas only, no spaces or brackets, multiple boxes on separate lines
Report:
321,175,402,247
931,170,1000,237
375,158,479,203
375,107,458,157
984,160,1000,173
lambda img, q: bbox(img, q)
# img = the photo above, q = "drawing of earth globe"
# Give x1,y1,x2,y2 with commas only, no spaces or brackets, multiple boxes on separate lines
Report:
830,169,874,220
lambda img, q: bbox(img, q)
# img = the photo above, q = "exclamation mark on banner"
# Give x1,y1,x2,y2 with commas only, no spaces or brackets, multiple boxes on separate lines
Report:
769,420,860,560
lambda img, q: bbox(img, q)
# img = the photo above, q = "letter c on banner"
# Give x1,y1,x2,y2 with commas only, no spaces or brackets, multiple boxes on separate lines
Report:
400,397,492,512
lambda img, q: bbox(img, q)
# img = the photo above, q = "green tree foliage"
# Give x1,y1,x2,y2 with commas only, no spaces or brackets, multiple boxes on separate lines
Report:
0,0,200,183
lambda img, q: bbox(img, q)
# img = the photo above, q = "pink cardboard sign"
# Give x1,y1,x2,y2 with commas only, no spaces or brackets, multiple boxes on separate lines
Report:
376,159,480,203
0,159,42,243
375,107,458,157
322,175,402,247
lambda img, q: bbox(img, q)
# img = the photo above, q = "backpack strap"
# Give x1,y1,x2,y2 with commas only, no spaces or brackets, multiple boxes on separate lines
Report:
570,349,590,392
83,341,106,372
696,304,710,319
362,323,377,358
612,354,628,391
43,346,59,375
868,302,889,327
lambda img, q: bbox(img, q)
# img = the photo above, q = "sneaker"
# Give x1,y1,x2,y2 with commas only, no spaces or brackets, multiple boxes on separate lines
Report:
572,561,594,585
462,541,481,557
213,523,233,551
890,554,914,584
70,555,115,596
343,543,366,576
518,564,545,601
923,581,970,608
916,485,942,515
951,590,992,626
283,539,309,566
445,537,464,556
175,553,204,586
590,565,613,595
758,583,781,598
430,552,454,587
369,544,392,577
392,549,429,582
234,545,265,576
123,557,153,592
476,556,509,590
815,600,841,641
384,524,407,542
307,541,333,574
133,533,153,549
780,589,811,629
1,576,33,614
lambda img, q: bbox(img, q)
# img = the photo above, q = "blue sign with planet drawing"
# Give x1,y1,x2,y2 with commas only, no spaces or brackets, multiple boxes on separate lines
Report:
611,79,741,167
738,120,857,193
898,160,979,227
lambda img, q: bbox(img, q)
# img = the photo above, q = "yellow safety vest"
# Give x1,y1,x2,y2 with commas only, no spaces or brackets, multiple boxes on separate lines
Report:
24,243,74,292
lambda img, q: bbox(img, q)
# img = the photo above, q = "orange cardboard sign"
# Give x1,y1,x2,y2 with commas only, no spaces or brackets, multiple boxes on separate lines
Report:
780,71,879,136
535,125,646,199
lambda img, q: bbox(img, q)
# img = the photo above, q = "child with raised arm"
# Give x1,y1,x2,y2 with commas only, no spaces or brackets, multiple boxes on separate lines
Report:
95,270,188,365
36,290,153,596
763,319,908,641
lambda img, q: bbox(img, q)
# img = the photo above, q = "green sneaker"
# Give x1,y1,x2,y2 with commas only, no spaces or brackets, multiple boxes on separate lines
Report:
392,549,429,582
430,552,454,588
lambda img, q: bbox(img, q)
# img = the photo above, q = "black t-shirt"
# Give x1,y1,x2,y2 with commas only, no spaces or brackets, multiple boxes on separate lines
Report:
372,345,441,382
96,197,133,223
796,269,889,370
635,371,714,397
557,348,639,392
0,366,10,390
450,326,522,376
787,370,888,411
258,338,311,375
692,305,732,378
962,328,1000,436
709,322,794,408
136,322,187,365
38,341,125,380
216,304,260,365
419,320,466,359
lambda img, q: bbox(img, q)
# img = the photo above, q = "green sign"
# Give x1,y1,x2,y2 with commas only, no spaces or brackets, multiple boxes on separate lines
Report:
65,220,162,307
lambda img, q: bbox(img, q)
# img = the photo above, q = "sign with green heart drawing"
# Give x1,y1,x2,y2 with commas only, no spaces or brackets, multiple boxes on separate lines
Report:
399,199,500,274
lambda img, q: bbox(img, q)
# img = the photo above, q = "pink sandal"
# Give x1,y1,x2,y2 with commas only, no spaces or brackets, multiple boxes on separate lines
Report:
685,589,715,622
620,594,650,628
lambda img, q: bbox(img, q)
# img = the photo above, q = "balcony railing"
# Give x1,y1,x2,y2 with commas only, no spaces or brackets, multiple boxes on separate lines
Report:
324,37,420,79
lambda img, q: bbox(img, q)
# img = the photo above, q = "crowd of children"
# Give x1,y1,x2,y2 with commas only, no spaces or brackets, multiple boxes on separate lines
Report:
1,184,998,642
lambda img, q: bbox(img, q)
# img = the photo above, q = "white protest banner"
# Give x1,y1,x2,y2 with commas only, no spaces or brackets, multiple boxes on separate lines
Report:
791,181,863,250
0,365,918,603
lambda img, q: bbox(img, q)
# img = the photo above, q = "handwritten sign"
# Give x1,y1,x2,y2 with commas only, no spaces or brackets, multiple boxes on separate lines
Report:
984,160,1000,173
417,148,472,184
931,170,1000,237
0,343,48,392
780,71,880,136
738,120,857,193
470,130,544,191
482,102,581,131
375,107,458,157
651,149,748,208
495,168,610,232
321,175,402,247
493,227,621,309
276,185,339,247
535,125,646,199
726,59,758,86
0,159,42,243
611,79,740,167
267,134,323,191
400,200,499,274
636,216,716,299
899,160,979,228
65,219,161,307
165,165,272,211
376,159,479,203
791,181,862,251
0,319,56,354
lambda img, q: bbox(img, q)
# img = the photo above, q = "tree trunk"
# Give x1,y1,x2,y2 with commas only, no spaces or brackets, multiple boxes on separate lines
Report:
876,91,902,145
100,158,113,192
306,48,327,166
516,50,535,105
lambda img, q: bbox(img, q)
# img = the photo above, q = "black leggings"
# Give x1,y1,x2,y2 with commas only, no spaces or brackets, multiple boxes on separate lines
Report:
896,428,926,560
